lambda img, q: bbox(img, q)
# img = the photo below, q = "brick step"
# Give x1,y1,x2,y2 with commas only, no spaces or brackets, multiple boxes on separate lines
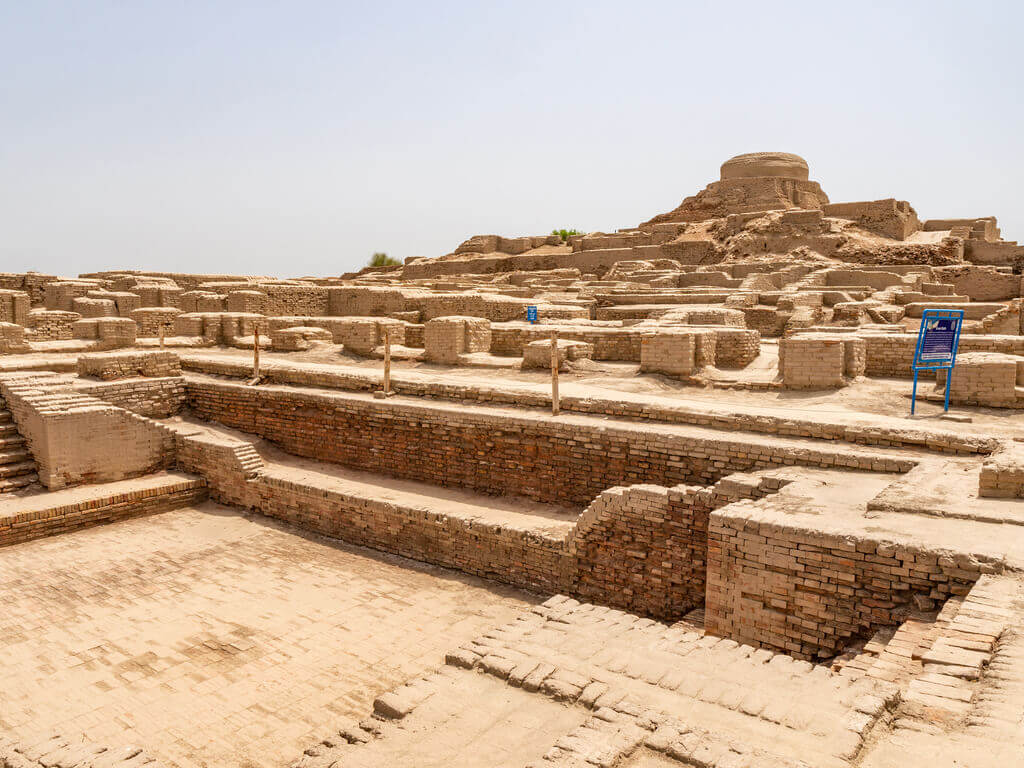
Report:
0,460,37,479
0,448,31,467
0,423,19,437
901,576,1020,723
0,409,12,424
449,596,897,767
0,473,38,493
0,435,26,450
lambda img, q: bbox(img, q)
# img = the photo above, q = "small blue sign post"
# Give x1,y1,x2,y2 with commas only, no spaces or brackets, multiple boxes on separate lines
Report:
526,305,538,324
911,308,964,415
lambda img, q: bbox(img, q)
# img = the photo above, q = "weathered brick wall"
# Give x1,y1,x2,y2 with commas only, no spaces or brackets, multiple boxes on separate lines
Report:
256,473,570,594
78,351,182,381
639,330,716,377
935,352,1020,407
713,328,761,367
568,474,791,621
864,333,1024,377
259,285,329,316
490,324,646,360
0,289,30,325
44,281,99,311
175,431,264,507
567,484,711,618
131,307,181,336
26,309,80,340
706,503,999,658
779,335,865,389
979,443,1024,498
0,373,177,490
78,377,186,418
0,322,29,354
185,381,913,506
0,476,207,548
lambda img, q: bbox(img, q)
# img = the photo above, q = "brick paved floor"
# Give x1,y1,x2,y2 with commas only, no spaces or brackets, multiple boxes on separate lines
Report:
0,503,536,768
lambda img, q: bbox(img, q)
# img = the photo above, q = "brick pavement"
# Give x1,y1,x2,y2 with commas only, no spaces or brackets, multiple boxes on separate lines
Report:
0,503,535,768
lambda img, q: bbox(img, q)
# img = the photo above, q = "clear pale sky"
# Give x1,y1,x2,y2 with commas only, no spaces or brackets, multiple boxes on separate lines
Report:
2,1,1021,277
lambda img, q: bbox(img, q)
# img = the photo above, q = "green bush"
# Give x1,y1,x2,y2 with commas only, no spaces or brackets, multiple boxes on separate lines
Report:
368,252,401,267
552,228,583,242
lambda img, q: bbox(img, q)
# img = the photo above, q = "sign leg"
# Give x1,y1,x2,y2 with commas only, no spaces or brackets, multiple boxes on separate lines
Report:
911,370,918,415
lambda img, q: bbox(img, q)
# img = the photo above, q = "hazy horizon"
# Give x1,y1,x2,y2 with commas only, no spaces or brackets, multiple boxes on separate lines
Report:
2,0,1022,278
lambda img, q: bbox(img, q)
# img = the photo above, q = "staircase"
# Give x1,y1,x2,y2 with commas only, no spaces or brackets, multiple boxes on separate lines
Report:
0,395,38,493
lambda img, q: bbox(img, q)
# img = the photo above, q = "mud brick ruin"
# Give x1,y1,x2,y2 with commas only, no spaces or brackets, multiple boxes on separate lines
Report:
3,152,1024,768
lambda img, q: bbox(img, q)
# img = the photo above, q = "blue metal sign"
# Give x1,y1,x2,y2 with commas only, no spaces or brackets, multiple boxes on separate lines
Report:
911,308,964,414
526,305,538,324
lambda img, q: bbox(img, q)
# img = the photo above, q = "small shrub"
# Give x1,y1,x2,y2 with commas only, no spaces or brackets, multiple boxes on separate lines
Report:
552,228,583,242
369,252,401,267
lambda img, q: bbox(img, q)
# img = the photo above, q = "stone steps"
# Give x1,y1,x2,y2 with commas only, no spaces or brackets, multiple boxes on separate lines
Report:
0,396,39,493
0,473,38,492
901,575,1021,724
834,602,956,686
0,460,36,478
0,447,32,466
448,596,899,767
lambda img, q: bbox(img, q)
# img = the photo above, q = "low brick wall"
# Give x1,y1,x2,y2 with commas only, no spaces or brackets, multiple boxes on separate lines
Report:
864,333,1024,378
185,380,913,507
255,472,570,593
706,503,1000,658
568,474,792,620
78,377,187,418
181,356,996,455
78,351,182,380
0,474,207,547
490,324,645,360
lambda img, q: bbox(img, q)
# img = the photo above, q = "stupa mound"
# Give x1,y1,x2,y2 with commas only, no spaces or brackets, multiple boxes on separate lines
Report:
720,151,810,181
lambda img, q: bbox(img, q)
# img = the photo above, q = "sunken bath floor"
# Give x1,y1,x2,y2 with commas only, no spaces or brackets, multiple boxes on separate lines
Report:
0,504,536,768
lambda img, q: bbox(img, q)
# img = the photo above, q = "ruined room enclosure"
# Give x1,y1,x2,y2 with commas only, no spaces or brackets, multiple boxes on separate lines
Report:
3,151,1024,766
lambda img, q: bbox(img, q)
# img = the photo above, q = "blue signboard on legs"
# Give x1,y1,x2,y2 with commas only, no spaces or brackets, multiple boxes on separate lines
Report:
527,305,538,324
911,308,964,414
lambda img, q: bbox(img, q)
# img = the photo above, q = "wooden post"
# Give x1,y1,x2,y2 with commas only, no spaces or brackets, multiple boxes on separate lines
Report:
383,327,392,395
158,324,165,349
551,332,560,416
252,327,261,380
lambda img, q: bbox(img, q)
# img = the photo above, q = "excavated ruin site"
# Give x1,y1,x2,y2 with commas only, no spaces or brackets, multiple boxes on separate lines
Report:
4,151,1024,768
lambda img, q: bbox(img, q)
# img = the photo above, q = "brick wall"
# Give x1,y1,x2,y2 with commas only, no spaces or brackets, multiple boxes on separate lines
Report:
0,289,30,325
864,333,1024,377
0,373,177,490
259,285,330,316
567,474,791,621
181,356,996,455
0,476,207,548
78,351,182,381
490,324,646,360
78,377,187,418
706,503,999,658
256,473,570,593
27,309,80,340
185,381,913,506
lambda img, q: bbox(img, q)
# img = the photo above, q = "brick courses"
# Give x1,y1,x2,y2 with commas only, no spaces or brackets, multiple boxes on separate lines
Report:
184,380,914,506
0,473,206,547
706,501,1001,658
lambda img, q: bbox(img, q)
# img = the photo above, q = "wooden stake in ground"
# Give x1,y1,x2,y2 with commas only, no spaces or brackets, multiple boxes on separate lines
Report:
551,332,560,416
383,327,392,395
252,327,261,382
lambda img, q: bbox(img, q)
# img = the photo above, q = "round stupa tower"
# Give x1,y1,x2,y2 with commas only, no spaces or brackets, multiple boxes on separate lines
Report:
720,152,810,181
